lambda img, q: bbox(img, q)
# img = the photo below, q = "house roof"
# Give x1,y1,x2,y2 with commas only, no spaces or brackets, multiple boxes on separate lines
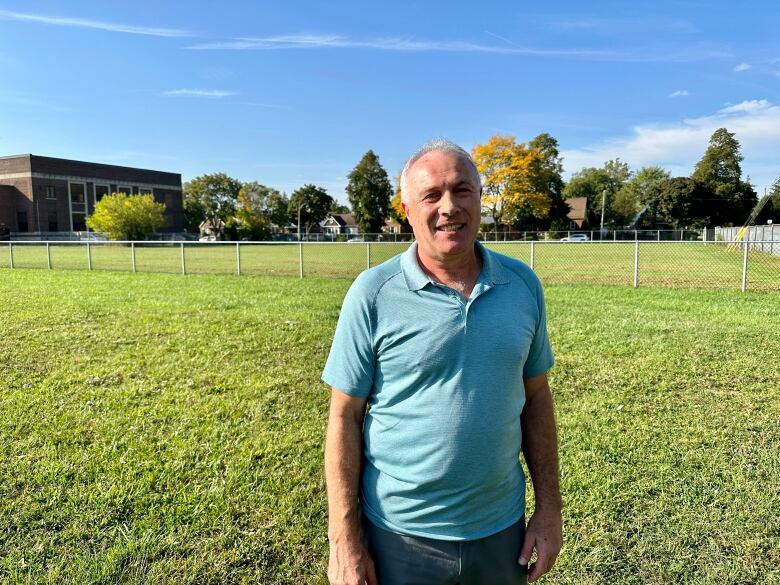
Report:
565,197,588,221
327,213,356,226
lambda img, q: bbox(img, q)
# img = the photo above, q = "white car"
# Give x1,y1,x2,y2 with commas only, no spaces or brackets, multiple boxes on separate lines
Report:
560,234,590,242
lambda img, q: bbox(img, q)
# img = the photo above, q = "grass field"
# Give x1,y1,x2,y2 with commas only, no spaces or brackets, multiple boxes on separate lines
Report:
3,240,780,290
1,268,779,584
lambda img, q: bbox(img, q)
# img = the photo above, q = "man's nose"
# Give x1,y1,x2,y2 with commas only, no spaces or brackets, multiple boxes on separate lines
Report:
439,191,459,216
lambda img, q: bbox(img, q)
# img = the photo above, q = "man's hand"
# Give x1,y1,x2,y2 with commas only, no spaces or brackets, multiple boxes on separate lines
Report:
518,508,563,582
328,539,378,585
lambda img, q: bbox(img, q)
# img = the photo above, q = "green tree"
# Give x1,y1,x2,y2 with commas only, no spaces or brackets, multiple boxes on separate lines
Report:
87,193,166,240
642,177,716,228
692,128,757,224
563,159,632,226
268,191,291,228
615,166,671,227
288,184,333,234
513,133,570,230
346,150,393,234
183,173,242,232
329,201,351,214
234,181,285,240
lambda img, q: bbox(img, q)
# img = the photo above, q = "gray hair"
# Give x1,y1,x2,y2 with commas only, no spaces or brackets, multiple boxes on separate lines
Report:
399,138,480,203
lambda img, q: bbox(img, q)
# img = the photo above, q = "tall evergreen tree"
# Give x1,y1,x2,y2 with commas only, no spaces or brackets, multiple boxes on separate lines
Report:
692,127,757,224
346,150,393,234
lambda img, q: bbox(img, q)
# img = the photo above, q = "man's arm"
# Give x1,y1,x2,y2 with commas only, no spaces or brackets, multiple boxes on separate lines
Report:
324,388,377,585
518,372,563,583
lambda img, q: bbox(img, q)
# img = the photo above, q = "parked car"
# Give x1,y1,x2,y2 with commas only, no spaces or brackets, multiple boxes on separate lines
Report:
560,233,590,242
347,237,365,243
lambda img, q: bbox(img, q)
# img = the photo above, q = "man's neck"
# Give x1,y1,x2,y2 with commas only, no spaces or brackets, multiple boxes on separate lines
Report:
416,245,483,298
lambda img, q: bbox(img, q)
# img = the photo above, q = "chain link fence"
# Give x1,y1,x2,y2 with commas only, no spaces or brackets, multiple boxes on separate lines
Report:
2,239,779,291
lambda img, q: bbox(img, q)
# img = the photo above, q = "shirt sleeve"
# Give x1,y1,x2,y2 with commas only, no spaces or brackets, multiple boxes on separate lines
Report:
321,273,377,397
523,279,555,379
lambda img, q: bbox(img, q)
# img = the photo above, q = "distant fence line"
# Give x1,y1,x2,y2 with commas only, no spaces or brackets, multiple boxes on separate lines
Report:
7,228,708,243
2,239,779,292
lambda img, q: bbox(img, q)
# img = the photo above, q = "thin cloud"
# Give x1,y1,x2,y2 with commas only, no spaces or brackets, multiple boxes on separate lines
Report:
188,34,730,63
163,89,236,98
733,63,752,72
561,99,780,189
0,9,191,37
187,33,617,58
669,90,689,97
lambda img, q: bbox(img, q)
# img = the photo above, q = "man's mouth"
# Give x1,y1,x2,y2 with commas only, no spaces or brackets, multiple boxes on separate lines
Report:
436,223,464,232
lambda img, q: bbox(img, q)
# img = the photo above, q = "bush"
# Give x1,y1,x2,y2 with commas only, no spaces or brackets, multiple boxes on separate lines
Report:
87,193,167,240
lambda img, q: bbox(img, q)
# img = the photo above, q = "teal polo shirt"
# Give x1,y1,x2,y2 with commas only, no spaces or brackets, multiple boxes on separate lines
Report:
322,241,554,541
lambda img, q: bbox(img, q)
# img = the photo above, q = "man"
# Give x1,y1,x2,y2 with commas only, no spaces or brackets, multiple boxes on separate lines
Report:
323,139,562,585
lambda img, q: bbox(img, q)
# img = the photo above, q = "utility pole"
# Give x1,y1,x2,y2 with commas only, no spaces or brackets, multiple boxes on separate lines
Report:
600,189,607,236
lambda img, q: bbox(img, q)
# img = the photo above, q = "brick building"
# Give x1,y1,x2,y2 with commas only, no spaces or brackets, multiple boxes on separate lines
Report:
0,154,183,236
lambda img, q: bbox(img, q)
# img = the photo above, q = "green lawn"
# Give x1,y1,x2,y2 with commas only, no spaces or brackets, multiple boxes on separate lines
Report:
3,240,779,290
0,269,778,584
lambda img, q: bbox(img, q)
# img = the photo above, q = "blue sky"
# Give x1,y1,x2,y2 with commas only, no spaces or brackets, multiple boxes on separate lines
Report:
2,1,779,204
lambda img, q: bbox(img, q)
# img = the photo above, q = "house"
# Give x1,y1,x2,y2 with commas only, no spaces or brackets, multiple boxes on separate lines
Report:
565,197,589,229
384,216,412,235
322,213,359,236
199,218,225,240
0,154,183,236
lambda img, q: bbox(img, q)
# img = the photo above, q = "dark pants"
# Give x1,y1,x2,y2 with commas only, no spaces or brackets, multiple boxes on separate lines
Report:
363,517,527,585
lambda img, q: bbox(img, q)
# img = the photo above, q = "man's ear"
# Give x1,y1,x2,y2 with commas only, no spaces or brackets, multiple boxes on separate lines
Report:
401,201,409,217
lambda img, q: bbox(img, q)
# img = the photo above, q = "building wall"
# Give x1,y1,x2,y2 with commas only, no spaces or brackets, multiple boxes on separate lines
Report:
0,154,183,234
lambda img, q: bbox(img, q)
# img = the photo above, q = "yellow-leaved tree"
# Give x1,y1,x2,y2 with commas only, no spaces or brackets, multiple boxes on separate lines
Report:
472,135,552,232
87,193,166,240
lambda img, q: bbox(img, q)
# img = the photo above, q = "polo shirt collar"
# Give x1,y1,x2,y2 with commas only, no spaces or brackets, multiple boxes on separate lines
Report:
401,241,508,291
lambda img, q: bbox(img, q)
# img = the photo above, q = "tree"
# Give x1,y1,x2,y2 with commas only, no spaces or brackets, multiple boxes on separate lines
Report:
87,193,166,240
268,191,291,228
692,128,757,224
615,166,671,227
329,201,351,214
183,173,242,232
234,181,284,240
288,184,333,234
346,150,393,234
516,133,570,230
472,135,549,232
642,177,716,228
563,159,632,226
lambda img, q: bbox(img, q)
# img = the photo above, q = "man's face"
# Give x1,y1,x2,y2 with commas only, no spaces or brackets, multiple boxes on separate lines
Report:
402,151,482,262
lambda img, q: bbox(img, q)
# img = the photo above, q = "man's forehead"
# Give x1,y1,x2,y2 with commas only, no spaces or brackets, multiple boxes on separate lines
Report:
408,152,479,186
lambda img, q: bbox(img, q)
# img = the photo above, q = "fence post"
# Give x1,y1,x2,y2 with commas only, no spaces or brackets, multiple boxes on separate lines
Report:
634,230,638,242
131,242,136,273
9,242,13,268
530,240,535,270
236,242,241,276
180,242,186,275
46,242,51,269
366,242,371,270
87,241,92,270
741,236,749,293
299,241,304,279
633,240,639,288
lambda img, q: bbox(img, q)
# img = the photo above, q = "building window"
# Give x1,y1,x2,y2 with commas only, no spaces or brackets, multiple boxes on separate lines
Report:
72,214,86,232
118,185,133,194
48,212,58,232
95,184,109,203
45,185,56,200
69,182,87,232
17,211,29,232
140,188,153,195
